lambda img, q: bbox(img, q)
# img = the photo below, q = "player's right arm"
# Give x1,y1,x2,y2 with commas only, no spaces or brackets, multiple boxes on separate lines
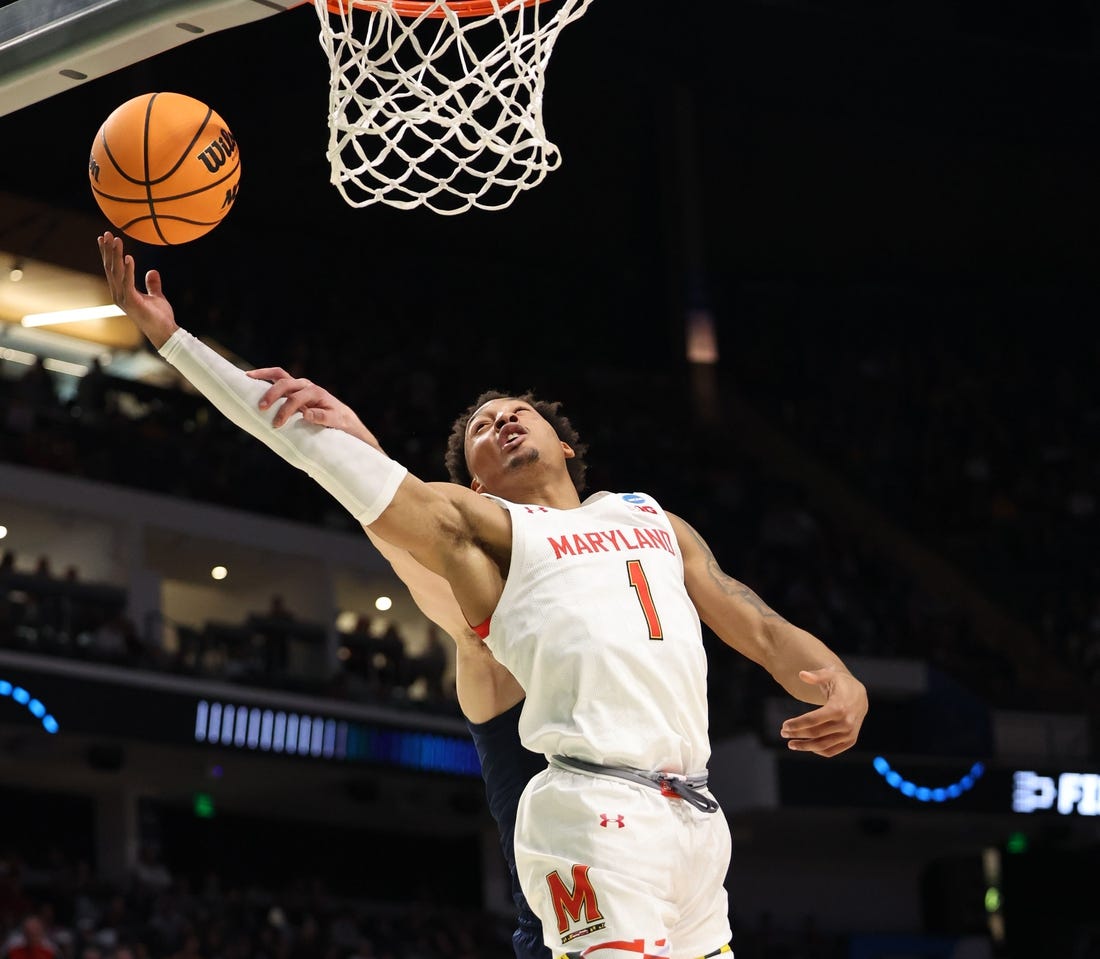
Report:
97,231,509,629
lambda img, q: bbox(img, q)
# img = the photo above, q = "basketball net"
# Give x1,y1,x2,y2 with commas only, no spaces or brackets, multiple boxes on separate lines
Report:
313,0,594,215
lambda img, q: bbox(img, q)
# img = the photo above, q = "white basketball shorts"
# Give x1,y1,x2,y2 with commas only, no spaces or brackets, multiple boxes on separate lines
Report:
514,764,734,958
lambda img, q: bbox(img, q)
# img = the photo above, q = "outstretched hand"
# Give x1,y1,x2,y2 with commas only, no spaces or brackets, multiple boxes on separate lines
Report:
97,231,179,349
245,367,382,450
780,666,868,758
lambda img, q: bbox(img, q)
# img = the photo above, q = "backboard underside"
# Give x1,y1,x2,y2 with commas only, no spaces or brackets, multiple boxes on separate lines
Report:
0,0,298,117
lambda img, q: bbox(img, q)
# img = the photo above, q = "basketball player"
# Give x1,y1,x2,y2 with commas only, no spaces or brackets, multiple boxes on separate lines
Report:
98,231,869,959
234,354,550,959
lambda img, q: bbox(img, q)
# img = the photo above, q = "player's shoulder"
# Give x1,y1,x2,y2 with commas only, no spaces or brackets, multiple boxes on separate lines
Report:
427,480,505,511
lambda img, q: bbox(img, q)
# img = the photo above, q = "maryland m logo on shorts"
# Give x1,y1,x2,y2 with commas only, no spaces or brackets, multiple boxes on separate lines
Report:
546,864,605,944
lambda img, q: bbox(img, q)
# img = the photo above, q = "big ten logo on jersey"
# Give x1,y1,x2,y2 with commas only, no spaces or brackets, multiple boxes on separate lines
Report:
621,493,658,515
546,864,605,945
197,128,238,174
525,506,549,513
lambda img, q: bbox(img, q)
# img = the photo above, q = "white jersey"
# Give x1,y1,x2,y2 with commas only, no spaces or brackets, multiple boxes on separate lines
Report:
481,490,711,775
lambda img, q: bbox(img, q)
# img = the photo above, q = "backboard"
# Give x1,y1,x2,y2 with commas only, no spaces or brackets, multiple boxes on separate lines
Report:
0,0,300,118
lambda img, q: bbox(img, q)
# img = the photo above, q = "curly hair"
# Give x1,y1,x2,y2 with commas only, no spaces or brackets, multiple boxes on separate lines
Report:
445,390,588,495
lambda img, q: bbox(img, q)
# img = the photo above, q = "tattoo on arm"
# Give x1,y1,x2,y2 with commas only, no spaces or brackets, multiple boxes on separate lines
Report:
681,518,789,623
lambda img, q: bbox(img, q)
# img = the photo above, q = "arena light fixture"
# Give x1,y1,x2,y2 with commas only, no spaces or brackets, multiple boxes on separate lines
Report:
21,304,126,327
0,346,36,366
42,358,89,377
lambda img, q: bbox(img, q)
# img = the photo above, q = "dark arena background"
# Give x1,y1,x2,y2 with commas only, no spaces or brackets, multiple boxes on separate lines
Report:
0,1,1098,958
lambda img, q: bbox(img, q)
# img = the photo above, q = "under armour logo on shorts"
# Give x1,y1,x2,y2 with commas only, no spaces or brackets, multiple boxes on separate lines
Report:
599,814,625,828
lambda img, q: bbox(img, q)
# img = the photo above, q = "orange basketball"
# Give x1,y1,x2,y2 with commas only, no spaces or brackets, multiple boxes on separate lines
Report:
88,92,241,245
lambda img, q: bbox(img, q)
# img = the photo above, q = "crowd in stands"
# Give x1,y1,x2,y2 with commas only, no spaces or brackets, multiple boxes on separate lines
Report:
720,286,1099,704
0,282,1093,728
0,549,141,668
0,846,515,959
0,844,851,959
0,549,454,715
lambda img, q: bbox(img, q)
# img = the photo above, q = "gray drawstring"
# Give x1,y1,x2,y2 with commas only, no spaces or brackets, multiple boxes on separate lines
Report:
551,755,719,814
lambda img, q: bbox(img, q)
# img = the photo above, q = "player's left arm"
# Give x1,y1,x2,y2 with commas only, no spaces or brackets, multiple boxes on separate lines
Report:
668,511,868,758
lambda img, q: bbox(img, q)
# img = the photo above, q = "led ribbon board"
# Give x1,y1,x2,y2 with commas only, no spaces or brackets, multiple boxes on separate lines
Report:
873,755,984,802
0,678,59,733
194,699,480,776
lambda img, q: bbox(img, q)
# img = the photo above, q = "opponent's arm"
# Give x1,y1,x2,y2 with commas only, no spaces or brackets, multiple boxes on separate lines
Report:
363,529,524,723
669,511,868,758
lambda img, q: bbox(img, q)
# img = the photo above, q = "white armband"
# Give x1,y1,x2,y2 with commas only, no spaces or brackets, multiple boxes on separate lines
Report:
158,328,407,525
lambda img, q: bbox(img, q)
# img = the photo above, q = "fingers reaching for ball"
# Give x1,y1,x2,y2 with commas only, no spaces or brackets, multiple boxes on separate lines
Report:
96,232,180,349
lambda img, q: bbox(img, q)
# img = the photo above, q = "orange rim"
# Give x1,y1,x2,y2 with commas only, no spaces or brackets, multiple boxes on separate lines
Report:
326,0,540,16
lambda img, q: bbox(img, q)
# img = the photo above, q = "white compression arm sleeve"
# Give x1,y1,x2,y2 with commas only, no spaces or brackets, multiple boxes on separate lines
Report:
158,328,407,525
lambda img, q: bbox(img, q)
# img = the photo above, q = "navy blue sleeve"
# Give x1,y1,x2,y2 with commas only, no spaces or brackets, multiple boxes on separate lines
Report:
467,698,551,959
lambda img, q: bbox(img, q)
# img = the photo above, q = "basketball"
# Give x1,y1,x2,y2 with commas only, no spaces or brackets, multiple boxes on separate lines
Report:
88,92,241,245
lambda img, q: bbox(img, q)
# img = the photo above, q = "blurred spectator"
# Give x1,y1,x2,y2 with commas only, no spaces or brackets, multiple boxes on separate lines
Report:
15,359,58,408
287,916,321,959
266,596,295,622
74,359,110,425
84,609,141,665
3,915,58,959
165,931,201,959
7,360,58,438
131,848,172,899
407,625,448,702
143,895,186,957
374,624,405,698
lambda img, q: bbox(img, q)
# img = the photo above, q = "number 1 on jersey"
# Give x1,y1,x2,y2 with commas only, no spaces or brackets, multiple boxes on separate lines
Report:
627,559,663,640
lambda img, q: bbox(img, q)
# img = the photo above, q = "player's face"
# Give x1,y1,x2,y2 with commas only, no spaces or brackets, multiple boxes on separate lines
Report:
464,396,573,494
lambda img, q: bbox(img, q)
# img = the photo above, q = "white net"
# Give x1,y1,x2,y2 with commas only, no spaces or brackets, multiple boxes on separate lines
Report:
312,0,595,215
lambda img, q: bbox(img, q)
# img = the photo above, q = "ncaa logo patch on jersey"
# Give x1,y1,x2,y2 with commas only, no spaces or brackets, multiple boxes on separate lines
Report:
621,493,658,514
